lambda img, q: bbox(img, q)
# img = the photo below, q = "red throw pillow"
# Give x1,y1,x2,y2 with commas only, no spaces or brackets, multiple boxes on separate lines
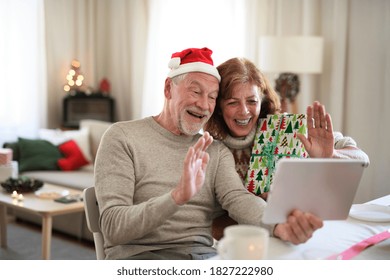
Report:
57,140,90,171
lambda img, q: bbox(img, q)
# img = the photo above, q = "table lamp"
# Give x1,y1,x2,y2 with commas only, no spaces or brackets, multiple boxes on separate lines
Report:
258,36,323,113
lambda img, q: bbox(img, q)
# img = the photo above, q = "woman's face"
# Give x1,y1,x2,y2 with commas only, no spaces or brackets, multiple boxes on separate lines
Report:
220,83,261,137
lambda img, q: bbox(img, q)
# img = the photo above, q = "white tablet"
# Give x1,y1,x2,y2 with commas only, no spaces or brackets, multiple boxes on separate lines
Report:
262,158,367,224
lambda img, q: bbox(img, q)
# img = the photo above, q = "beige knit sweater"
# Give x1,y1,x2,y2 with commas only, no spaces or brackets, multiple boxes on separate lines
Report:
94,117,272,259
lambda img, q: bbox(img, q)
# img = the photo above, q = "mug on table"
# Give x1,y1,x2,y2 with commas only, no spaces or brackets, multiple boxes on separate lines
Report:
217,225,269,260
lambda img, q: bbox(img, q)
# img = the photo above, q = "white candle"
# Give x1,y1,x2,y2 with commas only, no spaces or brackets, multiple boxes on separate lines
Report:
11,191,18,199
17,194,24,201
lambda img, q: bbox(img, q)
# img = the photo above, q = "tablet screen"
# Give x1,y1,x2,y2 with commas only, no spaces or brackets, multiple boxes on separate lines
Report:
262,158,366,224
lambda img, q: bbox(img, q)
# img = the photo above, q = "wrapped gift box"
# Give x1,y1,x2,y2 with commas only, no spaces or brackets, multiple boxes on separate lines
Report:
245,113,308,195
0,148,13,165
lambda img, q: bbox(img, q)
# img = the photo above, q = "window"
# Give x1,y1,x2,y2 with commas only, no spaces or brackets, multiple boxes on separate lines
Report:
0,0,47,146
141,0,247,117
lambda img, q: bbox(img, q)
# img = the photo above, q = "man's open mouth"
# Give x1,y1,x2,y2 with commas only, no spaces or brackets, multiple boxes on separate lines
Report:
187,110,207,119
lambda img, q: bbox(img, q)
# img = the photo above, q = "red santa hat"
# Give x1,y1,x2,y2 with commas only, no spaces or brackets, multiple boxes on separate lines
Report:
167,47,221,81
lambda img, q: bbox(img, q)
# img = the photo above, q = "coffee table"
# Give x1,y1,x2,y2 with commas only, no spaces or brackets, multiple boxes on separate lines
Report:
0,183,84,260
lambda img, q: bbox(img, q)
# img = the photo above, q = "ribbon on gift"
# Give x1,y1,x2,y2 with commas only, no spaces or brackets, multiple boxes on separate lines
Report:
251,114,302,193
252,142,300,193
245,114,307,195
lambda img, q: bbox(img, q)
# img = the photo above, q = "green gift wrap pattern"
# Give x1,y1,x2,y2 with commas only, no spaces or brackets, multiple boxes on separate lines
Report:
245,114,308,195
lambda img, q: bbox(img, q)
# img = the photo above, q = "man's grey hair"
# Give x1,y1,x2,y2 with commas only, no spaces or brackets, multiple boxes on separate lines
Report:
171,73,187,85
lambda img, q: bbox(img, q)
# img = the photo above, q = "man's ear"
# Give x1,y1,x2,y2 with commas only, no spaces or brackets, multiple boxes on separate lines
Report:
164,78,172,99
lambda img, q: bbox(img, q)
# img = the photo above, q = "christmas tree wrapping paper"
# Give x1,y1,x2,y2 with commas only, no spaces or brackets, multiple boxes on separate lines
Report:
245,113,308,195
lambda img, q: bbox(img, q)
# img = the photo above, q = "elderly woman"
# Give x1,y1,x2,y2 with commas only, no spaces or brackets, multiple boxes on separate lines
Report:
204,57,370,240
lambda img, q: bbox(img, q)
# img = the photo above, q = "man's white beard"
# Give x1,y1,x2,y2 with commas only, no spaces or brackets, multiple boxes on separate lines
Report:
178,119,204,135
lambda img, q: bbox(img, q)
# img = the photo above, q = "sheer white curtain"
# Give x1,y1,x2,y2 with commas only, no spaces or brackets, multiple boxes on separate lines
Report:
342,0,390,201
141,0,247,117
246,0,323,118
44,0,148,126
43,0,248,122
0,0,47,146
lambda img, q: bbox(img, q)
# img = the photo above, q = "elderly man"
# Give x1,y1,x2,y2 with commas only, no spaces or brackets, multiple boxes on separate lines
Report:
94,47,323,260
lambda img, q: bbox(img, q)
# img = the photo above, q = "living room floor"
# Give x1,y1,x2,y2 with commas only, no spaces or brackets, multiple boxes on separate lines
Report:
0,217,96,260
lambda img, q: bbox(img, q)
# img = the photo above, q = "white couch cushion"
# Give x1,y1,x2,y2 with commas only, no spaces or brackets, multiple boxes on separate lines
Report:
80,119,112,161
38,128,92,162
22,164,94,190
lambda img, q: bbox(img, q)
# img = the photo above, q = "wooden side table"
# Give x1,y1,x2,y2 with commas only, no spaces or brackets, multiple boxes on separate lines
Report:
0,184,85,260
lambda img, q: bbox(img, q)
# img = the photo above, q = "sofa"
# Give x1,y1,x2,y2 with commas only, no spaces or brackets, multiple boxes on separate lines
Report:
2,119,112,241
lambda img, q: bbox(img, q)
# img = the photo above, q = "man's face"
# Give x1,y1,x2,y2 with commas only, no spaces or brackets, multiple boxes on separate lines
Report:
166,72,219,135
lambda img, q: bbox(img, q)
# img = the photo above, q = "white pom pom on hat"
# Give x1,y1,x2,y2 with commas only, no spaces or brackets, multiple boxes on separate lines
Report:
167,47,221,82
168,57,181,69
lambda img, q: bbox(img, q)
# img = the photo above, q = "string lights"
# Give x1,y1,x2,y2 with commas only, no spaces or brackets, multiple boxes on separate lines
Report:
63,59,84,93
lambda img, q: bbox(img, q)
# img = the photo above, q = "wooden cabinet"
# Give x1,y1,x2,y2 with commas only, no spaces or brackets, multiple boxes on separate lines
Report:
62,94,115,128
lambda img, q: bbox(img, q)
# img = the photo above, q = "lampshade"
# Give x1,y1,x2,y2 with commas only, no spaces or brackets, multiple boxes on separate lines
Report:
259,36,324,74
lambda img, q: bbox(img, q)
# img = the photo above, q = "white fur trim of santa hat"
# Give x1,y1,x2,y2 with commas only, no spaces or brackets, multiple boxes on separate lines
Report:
167,48,221,81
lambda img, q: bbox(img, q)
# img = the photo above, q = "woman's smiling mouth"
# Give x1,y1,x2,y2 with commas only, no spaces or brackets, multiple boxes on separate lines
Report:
235,118,251,126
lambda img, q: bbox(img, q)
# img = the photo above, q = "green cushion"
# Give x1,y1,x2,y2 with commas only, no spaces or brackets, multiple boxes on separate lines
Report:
18,137,62,172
